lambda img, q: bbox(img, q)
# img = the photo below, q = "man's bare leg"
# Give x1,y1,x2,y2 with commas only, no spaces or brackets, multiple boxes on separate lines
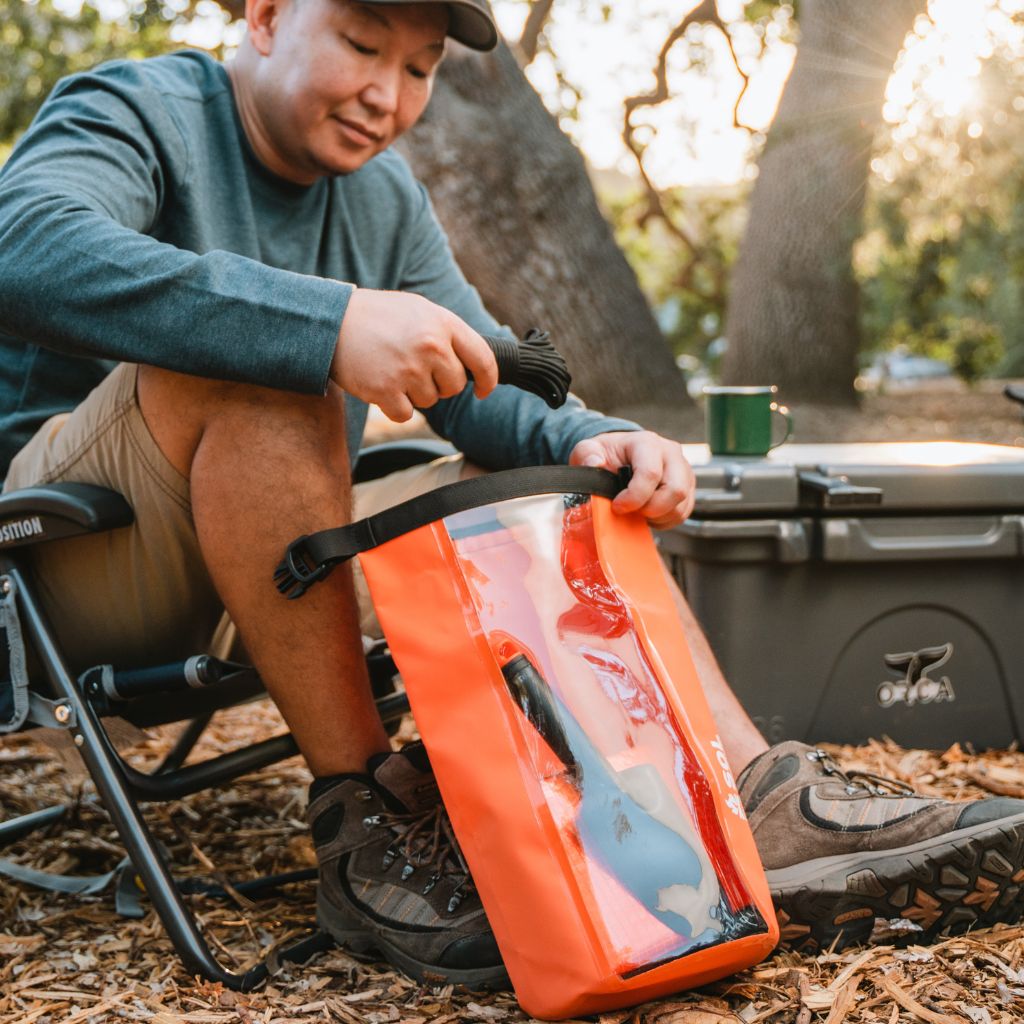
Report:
660,563,768,775
137,366,389,777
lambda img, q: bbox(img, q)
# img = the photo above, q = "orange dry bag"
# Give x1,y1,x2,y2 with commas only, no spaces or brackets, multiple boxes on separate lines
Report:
277,467,778,1018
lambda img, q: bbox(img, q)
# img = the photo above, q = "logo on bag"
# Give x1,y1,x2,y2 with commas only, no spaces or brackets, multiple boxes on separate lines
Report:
876,643,956,709
0,516,44,546
710,735,746,818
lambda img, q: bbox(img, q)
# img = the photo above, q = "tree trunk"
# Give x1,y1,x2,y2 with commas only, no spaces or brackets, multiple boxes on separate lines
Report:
723,0,925,405
397,42,688,413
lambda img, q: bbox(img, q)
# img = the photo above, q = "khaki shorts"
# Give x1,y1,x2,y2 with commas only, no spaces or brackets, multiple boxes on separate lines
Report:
2,363,464,672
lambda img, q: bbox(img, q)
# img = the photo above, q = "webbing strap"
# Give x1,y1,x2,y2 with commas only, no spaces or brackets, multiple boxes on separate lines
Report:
0,857,120,895
0,854,145,917
275,465,627,599
0,855,318,919
0,576,29,734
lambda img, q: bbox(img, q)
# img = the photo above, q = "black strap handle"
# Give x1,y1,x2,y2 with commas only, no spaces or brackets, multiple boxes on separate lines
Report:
275,465,628,599
481,329,571,409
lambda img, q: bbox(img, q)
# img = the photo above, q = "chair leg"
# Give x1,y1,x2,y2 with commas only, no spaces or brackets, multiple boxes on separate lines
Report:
8,566,284,991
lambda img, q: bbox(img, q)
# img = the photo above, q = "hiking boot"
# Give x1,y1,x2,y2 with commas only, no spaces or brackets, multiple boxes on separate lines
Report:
738,741,1024,950
306,742,507,988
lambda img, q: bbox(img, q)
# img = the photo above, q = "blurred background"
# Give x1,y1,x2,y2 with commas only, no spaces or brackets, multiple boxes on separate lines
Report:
4,0,1024,438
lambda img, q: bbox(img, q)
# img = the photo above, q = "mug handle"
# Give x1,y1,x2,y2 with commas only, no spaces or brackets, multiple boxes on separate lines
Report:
768,403,792,451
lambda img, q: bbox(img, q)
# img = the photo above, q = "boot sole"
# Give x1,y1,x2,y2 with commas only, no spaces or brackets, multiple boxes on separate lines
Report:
767,815,1024,951
316,890,511,990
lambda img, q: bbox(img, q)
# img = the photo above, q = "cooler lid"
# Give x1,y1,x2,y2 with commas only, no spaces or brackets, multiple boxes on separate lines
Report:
684,442,1024,515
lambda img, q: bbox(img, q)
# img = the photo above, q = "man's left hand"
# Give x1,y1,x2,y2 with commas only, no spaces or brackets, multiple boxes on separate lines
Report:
568,431,696,529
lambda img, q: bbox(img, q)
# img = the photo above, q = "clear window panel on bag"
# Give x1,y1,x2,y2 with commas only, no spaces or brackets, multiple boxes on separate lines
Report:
444,493,765,977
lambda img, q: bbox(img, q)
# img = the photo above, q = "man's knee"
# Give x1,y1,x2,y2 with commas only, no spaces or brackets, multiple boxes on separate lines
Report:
137,365,349,481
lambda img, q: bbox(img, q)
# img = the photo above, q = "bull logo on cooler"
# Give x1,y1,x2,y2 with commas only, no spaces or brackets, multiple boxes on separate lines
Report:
877,642,956,709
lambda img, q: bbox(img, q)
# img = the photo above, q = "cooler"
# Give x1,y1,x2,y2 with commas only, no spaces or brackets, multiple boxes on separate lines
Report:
659,442,1024,749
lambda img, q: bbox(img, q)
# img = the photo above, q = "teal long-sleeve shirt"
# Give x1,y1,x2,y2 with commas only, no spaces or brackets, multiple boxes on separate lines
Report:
0,50,638,479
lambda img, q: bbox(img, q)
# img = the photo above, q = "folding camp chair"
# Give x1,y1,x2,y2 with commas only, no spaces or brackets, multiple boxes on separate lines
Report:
0,330,572,989
0,438,455,992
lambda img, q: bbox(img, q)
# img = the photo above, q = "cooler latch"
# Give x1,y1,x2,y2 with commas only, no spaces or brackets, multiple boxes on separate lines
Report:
798,471,883,510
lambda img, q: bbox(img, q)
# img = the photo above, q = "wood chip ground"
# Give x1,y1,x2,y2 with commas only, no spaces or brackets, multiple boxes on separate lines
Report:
4,705,1024,1024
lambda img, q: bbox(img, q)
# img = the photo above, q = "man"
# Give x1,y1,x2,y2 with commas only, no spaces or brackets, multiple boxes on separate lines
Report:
2,0,1024,989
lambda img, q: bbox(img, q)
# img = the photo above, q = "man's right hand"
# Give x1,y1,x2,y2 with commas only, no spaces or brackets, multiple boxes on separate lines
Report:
332,289,499,422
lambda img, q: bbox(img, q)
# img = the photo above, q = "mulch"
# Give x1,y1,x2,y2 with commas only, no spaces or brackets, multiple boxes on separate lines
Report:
4,705,1024,1024
4,379,1024,1023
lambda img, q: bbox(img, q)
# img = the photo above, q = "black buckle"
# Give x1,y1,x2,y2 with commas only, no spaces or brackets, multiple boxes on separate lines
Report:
273,535,330,600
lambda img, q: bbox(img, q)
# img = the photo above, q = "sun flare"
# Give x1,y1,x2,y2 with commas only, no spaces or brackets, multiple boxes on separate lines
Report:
491,0,1022,189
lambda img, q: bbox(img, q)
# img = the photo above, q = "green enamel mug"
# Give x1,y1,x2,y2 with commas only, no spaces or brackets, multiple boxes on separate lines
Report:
703,385,793,456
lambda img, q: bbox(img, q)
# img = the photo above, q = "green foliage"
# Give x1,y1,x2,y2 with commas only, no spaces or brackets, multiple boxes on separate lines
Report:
603,182,747,359
744,1,799,31
945,319,1004,383
885,316,1003,385
0,0,226,154
859,49,1024,380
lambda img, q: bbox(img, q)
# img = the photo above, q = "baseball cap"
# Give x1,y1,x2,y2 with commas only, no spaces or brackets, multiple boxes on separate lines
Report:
367,1,499,52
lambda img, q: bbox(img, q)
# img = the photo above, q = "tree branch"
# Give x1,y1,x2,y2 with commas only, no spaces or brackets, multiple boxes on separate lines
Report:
620,0,759,282
516,0,557,66
720,17,754,131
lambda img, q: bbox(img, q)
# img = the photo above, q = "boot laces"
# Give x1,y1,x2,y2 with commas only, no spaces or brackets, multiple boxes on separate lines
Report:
808,748,916,797
365,803,476,912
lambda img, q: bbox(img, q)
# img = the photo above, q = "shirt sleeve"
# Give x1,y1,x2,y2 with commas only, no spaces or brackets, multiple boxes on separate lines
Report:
0,63,344,394
396,181,642,468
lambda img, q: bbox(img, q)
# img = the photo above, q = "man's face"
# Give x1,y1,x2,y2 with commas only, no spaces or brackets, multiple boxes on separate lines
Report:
252,0,448,180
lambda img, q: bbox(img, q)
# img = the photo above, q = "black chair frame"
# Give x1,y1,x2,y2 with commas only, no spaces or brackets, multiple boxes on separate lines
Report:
0,439,455,991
